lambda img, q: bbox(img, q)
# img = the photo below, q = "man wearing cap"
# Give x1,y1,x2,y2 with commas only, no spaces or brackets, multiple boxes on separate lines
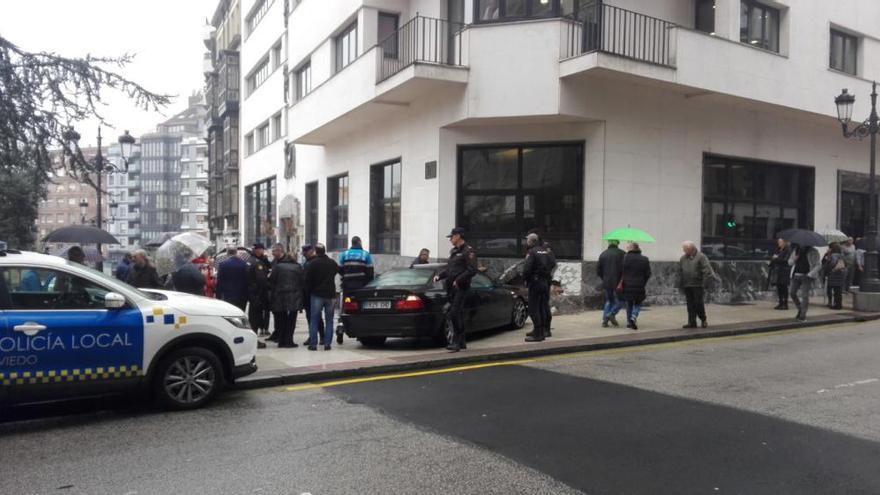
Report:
434,227,478,352
337,236,374,344
523,233,556,342
247,243,272,337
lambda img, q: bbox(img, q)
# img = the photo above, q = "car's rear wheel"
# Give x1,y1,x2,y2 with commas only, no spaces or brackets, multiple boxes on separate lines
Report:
432,316,454,347
357,336,387,347
510,298,528,329
153,347,224,411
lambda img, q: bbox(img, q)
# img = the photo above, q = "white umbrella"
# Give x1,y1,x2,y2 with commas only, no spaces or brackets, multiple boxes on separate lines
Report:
816,228,849,244
154,233,213,277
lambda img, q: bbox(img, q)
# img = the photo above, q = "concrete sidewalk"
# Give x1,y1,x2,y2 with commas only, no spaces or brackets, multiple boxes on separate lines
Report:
237,297,879,389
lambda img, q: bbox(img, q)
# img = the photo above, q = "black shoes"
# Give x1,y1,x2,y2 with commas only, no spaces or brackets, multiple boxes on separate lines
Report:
324,345,332,351
257,341,267,349
446,344,460,352
682,324,697,329
701,319,708,328
608,315,619,327
525,335,544,342
336,326,344,345
308,346,317,351
627,320,638,330
601,320,609,328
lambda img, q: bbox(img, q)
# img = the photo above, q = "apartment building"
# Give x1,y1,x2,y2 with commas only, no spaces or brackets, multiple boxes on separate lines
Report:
106,143,142,248
205,0,243,247
180,136,211,236
282,0,880,307
239,0,291,248
140,95,207,245
37,151,99,247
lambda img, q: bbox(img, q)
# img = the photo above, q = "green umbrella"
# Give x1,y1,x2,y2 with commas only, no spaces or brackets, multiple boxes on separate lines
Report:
602,227,656,243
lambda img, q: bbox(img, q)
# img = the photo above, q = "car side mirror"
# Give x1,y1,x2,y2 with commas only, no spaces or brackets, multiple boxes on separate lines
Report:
104,292,126,309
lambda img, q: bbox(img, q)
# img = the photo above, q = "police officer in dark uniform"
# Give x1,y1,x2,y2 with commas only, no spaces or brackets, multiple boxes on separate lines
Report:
523,233,556,342
247,243,272,337
434,227,478,352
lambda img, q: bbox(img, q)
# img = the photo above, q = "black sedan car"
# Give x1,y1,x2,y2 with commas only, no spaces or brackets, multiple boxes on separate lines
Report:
340,264,529,347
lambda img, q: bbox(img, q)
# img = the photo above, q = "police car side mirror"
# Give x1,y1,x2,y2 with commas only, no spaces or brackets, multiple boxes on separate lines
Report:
105,292,126,309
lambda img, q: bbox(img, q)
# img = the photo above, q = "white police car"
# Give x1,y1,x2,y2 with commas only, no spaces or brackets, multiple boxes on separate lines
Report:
0,249,258,410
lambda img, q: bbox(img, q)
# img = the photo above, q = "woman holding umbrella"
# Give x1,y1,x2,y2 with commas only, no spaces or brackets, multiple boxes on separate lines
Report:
769,238,792,310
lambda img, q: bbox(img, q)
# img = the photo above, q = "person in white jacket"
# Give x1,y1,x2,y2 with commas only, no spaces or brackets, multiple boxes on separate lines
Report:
789,244,821,322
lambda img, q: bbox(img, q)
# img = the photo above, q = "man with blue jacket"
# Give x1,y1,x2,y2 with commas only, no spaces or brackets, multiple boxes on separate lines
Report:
216,248,248,312
337,236,374,344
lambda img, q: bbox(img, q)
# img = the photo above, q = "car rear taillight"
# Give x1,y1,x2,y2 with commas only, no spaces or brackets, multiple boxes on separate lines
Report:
395,295,425,312
343,297,359,313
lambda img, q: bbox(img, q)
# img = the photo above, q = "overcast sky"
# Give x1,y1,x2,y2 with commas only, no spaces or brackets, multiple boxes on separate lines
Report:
0,0,214,147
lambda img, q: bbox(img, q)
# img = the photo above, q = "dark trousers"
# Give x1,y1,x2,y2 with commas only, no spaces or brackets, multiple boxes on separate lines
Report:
304,301,325,344
684,287,707,324
248,301,269,332
448,288,467,346
776,284,789,307
225,296,247,312
528,279,550,337
273,310,297,346
829,286,843,309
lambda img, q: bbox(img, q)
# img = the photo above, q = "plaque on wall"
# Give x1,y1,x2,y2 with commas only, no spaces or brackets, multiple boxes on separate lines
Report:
425,160,437,180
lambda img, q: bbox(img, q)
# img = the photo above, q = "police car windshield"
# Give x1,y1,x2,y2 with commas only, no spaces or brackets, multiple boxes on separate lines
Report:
64,260,157,300
365,268,434,288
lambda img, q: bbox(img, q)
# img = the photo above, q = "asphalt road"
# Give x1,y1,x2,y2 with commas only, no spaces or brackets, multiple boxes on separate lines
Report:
2,321,880,494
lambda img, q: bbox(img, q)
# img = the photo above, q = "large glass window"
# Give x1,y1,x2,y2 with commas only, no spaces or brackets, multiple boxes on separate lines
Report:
335,21,359,73
457,143,583,259
246,0,272,36
328,174,349,251
244,177,276,247
378,13,400,58
830,29,858,75
475,0,574,22
305,181,318,246
702,155,814,260
740,1,779,52
3,267,113,310
295,62,311,100
370,160,401,254
246,58,270,96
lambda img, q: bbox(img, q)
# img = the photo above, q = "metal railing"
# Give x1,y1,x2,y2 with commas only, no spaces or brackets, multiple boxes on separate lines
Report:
561,1,675,67
377,15,466,83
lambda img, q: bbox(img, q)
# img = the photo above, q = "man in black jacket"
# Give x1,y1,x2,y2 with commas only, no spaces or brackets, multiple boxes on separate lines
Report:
247,243,272,336
304,243,339,351
434,227,478,352
171,261,206,295
127,250,161,289
523,233,556,342
597,240,625,327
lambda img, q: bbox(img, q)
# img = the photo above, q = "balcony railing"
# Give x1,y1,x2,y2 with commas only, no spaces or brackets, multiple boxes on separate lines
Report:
561,1,675,67
377,15,465,83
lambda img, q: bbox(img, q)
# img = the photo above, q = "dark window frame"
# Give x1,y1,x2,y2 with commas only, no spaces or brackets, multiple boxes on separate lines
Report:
295,61,312,101
473,0,580,24
334,20,359,73
456,141,585,260
695,0,715,34
701,153,814,260
244,176,277,247
327,173,349,252
305,181,318,246
739,0,780,53
370,159,402,254
830,28,858,75
378,12,400,59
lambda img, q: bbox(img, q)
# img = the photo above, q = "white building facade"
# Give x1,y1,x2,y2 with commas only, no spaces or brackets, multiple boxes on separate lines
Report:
180,136,210,236
278,0,879,307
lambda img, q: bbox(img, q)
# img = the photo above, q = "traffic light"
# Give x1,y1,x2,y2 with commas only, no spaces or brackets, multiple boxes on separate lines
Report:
725,215,737,230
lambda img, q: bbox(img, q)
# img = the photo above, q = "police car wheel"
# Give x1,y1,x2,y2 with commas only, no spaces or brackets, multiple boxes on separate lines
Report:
154,347,224,410
510,299,528,329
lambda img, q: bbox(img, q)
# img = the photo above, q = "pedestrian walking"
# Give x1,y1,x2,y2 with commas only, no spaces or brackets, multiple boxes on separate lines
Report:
126,249,162,289
67,246,86,265
789,243,821,322
822,243,846,310
678,241,715,329
769,238,792,310
620,242,651,330
300,245,325,347
523,233,556,342
268,244,305,348
215,248,249,311
337,236,374,344
597,240,625,327
115,253,132,282
171,258,206,295
247,243,272,337
434,227,478,352
841,237,856,293
304,243,339,351
410,248,431,268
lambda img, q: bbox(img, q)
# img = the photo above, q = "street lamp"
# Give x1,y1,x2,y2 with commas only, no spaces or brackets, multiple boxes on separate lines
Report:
835,81,880,294
79,198,89,224
118,130,136,169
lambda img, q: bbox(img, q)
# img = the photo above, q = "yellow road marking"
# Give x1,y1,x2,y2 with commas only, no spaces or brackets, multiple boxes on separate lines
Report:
279,321,868,393
284,359,535,392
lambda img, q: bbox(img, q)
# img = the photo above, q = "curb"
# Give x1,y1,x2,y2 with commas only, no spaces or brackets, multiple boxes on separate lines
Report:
233,311,880,391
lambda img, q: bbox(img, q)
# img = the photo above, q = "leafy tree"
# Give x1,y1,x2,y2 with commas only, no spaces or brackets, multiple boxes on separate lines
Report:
0,35,171,247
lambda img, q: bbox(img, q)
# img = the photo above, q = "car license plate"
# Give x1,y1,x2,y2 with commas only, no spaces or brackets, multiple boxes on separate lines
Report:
362,301,392,310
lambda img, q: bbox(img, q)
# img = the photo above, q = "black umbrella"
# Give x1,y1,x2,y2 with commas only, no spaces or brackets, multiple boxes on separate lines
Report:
778,228,826,247
43,225,120,245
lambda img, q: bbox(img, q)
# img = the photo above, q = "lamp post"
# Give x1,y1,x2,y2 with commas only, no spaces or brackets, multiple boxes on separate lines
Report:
62,127,137,271
835,81,880,294
79,198,89,225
